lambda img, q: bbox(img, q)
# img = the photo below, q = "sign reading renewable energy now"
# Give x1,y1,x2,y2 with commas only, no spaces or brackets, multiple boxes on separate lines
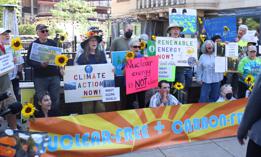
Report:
30,99,247,157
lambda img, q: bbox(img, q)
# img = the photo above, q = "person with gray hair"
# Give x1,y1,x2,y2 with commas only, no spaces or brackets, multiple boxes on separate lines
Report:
216,84,236,102
197,40,224,102
124,38,146,109
236,24,248,42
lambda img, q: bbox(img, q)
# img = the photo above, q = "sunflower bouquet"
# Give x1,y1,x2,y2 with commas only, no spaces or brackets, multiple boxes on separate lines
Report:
11,37,23,51
172,82,187,100
21,103,36,124
55,54,69,67
244,74,255,97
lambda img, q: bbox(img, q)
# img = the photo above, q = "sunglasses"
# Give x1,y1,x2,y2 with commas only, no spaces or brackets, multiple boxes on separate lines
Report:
133,45,141,49
40,30,49,33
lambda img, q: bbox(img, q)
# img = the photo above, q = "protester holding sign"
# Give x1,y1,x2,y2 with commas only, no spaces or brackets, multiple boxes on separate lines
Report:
237,45,261,98
167,22,193,103
149,80,180,108
197,40,223,102
0,28,17,129
76,30,107,113
26,24,61,116
124,38,146,109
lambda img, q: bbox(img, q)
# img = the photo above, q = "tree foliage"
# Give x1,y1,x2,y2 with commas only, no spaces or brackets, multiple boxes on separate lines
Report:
18,24,36,35
51,0,95,25
0,0,19,26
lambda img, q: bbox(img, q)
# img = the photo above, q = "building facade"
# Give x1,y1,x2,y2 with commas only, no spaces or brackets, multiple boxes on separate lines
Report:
111,0,261,38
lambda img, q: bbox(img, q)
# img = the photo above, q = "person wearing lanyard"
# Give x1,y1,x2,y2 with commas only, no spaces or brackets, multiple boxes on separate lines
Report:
0,28,17,129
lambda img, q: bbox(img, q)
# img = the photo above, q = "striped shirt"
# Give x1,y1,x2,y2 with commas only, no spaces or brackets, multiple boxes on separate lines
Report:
149,92,180,108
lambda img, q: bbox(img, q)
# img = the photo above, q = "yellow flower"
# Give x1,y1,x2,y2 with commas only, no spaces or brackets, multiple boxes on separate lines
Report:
140,41,146,50
55,54,69,67
151,35,156,41
21,103,36,119
126,51,135,60
248,83,254,92
11,37,23,51
174,82,184,90
224,26,230,32
244,74,254,84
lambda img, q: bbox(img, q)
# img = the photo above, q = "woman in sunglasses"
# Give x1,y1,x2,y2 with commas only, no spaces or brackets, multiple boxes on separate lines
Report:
123,38,146,109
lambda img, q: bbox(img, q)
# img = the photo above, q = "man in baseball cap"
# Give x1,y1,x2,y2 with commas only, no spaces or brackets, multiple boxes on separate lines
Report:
35,24,48,31
0,28,11,35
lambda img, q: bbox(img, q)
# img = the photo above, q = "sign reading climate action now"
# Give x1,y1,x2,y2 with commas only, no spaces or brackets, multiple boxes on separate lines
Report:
30,99,247,157
64,64,114,103
156,37,198,67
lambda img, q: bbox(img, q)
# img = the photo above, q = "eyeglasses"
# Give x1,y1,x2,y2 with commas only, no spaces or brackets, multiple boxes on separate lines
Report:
132,46,141,49
40,30,49,33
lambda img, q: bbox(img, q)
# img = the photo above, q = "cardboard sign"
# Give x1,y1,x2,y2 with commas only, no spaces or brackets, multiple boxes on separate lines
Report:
101,87,120,102
64,64,114,103
0,53,14,76
225,42,238,57
30,43,62,66
159,65,176,82
111,51,126,76
29,99,247,157
169,8,197,34
125,56,158,94
156,37,198,67
204,16,237,42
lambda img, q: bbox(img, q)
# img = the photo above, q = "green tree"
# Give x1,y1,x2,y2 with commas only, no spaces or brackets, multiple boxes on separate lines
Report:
18,24,35,35
245,18,259,30
51,0,95,36
0,0,20,26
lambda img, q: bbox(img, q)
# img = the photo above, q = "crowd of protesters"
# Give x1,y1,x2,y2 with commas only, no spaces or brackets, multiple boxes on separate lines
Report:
0,22,261,155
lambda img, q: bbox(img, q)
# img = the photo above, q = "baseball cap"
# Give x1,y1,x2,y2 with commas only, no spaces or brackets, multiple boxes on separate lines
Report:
248,45,257,52
0,28,11,34
36,24,48,31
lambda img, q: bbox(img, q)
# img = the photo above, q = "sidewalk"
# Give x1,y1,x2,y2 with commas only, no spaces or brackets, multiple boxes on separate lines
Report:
112,137,247,157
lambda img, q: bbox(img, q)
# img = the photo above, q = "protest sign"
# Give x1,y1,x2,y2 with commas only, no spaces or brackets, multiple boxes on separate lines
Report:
215,57,226,73
111,51,126,76
125,56,158,94
156,37,197,67
204,16,237,42
159,65,176,82
147,40,156,56
0,53,14,76
225,42,238,57
64,64,114,103
30,99,247,157
169,8,197,34
101,87,120,102
29,43,62,66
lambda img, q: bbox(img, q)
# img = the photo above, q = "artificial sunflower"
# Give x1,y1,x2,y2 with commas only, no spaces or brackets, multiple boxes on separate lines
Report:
140,41,146,50
151,35,156,41
224,26,230,32
126,51,135,60
248,83,254,92
55,54,69,67
11,37,23,51
244,74,254,84
21,103,36,119
174,82,184,90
